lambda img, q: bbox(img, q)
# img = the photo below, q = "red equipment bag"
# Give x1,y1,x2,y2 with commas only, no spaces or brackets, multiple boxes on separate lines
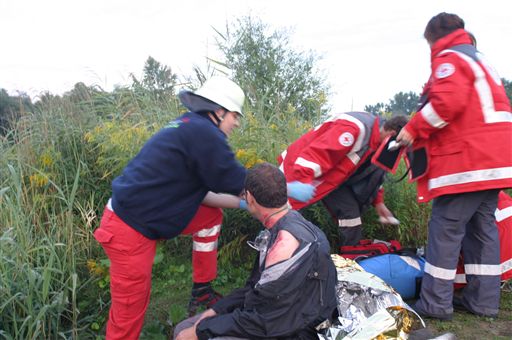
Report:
339,239,402,260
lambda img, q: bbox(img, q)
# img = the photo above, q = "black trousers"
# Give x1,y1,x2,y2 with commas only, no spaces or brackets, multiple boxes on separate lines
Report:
323,185,365,246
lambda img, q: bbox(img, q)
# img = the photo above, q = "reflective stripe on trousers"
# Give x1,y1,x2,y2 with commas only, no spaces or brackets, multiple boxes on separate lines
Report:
417,190,500,317
182,205,223,283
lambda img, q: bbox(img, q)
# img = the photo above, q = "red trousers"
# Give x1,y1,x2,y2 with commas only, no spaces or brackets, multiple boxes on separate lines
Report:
93,204,223,339
182,205,223,283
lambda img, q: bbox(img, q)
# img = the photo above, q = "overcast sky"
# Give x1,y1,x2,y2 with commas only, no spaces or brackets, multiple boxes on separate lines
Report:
1,0,511,111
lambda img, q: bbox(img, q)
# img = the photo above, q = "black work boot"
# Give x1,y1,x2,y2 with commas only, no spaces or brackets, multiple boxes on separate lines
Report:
187,284,223,317
453,295,498,319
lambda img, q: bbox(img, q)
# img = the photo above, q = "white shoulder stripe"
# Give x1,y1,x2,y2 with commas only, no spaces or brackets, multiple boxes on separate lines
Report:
295,157,322,178
443,49,512,124
496,206,512,222
347,151,361,165
338,114,365,152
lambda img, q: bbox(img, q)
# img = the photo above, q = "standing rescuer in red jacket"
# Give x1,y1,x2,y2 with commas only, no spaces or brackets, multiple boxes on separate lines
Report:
396,12,512,320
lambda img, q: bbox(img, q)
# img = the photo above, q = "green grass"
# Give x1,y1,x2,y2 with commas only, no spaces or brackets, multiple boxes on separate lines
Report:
141,249,253,339
426,286,512,339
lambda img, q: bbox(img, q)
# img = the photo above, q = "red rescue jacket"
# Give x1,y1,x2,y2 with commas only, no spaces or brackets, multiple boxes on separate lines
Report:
278,112,382,209
404,29,512,202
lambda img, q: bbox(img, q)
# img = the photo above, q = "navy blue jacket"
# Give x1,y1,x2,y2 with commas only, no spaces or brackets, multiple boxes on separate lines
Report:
111,112,246,240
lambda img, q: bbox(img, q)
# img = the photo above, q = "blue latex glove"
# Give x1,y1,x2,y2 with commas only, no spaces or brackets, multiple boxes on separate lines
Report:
287,181,316,202
239,199,248,210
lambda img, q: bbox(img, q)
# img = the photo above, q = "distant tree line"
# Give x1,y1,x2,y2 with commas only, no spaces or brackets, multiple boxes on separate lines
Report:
365,78,512,116
0,89,33,134
2,76,512,135
2,15,512,134
364,91,420,116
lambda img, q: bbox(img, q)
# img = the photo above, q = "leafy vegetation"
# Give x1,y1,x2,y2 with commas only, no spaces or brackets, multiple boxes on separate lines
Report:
216,16,330,122
365,91,420,116
1,15,511,340
0,89,33,135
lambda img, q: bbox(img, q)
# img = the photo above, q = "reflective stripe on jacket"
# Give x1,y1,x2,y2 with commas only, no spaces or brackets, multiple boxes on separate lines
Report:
278,112,381,209
404,29,512,202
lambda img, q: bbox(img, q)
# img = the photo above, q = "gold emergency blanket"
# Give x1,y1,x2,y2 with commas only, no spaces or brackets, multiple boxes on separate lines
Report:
318,255,425,340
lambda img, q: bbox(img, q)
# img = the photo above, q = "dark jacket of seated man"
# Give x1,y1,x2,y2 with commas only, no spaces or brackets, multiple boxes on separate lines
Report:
196,209,337,339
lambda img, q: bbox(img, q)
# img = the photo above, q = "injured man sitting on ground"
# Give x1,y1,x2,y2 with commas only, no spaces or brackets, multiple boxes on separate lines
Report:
174,162,337,340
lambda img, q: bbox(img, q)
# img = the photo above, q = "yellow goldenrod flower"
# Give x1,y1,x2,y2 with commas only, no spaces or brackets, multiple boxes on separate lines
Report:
87,259,108,277
40,152,54,168
29,173,49,187
86,259,97,273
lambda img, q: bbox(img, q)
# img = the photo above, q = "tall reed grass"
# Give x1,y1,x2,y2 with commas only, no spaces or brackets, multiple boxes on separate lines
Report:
0,99,105,339
0,82,430,338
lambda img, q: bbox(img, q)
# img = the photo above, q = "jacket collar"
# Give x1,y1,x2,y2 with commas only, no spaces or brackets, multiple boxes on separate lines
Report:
430,29,472,60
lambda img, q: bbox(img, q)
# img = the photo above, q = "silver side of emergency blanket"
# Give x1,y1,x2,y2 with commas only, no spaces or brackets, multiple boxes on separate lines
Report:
318,255,425,340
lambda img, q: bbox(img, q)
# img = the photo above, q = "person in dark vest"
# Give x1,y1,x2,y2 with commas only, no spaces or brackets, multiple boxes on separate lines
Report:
174,162,337,340
397,12,512,320
278,112,408,246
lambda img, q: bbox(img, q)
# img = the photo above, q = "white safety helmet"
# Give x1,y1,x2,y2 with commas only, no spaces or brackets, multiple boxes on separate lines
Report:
179,76,245,116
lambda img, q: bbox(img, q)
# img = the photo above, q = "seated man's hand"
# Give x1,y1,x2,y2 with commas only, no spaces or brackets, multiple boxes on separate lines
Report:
375,203,400,225
195,308,217,325
287,181,316,202
176,309,217,340
175,326,198,340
